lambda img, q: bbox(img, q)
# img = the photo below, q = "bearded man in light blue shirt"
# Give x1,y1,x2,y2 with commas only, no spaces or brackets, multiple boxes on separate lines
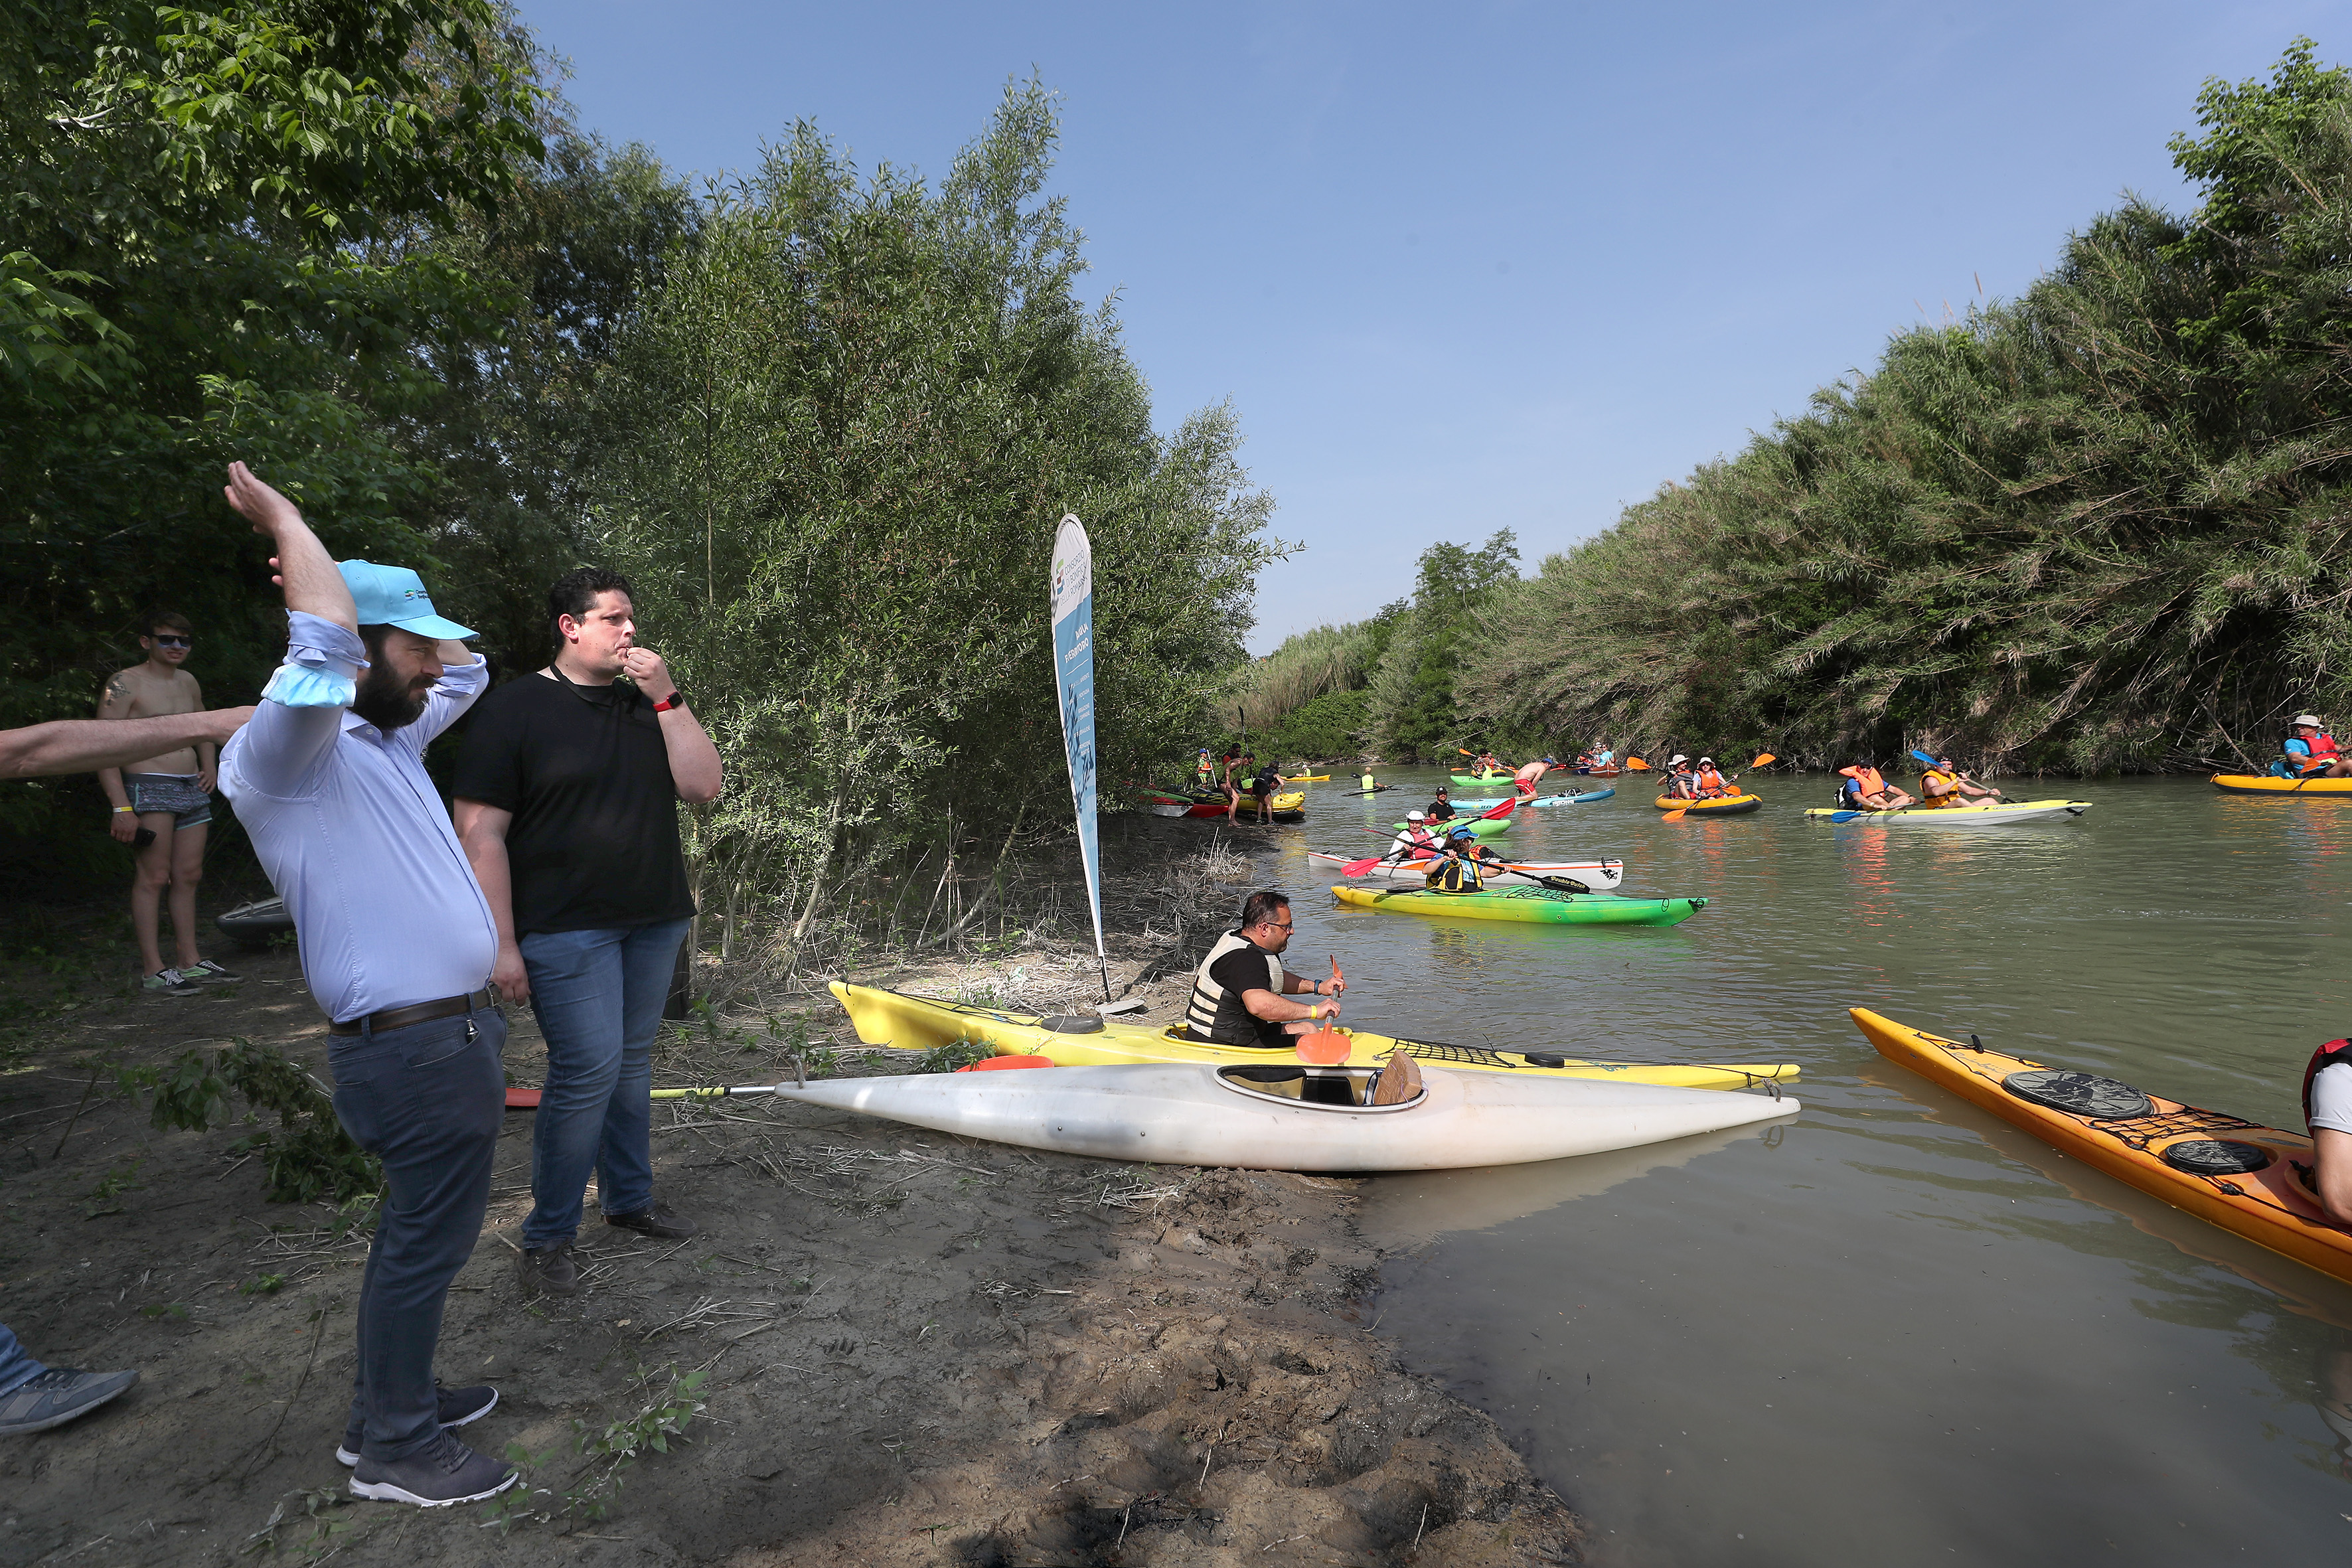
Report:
217,462,515,1509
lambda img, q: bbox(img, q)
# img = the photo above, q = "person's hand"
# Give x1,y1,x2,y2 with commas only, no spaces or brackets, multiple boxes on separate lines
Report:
222,461,304,539
621,647,676,703
1309,998,1341,1021
200,706,256,744
1325,975,1347,998
197,761,216,793
491,943,530,1005
109,809,139,844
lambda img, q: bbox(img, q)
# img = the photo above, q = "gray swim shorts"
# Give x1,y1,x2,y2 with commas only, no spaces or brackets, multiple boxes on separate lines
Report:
123,772,212,830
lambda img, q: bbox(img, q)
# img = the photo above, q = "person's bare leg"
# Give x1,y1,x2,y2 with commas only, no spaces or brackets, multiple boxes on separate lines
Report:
129,817,175,975
167,822,208,971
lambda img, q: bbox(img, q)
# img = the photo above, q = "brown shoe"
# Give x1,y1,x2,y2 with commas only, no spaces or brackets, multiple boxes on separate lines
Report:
603,1202,696,1240
518,1242,580,1296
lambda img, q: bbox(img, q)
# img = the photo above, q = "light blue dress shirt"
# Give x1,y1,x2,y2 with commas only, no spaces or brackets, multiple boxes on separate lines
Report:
220,612,497,1023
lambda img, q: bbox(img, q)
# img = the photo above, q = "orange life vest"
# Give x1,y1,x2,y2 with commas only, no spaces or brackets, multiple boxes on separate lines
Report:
2310,733,2343,760
1695,766,1728,796
1840,765,1887,797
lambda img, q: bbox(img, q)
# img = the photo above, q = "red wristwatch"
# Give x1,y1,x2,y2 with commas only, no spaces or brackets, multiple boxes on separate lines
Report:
654,689,685,713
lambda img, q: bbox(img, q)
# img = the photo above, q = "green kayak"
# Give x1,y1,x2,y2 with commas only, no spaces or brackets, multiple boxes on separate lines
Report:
1450,772,1515,787
1332,886,1705,925
1397,817,1512,836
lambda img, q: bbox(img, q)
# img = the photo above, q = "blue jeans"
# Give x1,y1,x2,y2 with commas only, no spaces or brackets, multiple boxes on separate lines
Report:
0,1322,43,1396
330,1003,507,1461
518,920,690,1250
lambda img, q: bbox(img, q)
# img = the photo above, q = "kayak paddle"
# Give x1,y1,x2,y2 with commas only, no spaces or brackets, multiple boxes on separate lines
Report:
1294,1028,1351,1064
1624,757,1651,770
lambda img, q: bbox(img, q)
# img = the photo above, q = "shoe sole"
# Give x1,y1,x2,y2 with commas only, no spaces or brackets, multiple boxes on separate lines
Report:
348,1470,516,1507
337,1387,499,1466
0,1389,135,1435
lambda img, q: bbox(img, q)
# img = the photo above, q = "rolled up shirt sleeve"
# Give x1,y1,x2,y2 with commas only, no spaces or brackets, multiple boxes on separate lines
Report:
225,613,365,801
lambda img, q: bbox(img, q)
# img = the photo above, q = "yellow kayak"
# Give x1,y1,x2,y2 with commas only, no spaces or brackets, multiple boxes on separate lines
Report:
828,982,1799,1091
2212,773,2352,796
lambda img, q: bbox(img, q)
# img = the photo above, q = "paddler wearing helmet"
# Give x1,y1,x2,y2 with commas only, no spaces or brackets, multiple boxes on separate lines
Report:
2280,714,2352,779
1834,759,1916,812
1181,890,1346,1048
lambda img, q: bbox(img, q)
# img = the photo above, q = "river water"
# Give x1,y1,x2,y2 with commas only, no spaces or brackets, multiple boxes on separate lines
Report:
1223,766,2352,1565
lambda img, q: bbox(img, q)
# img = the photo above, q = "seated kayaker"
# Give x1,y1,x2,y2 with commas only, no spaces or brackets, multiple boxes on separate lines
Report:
1919,755,2001,807
2279,714,2352,779
1472,750,1503,776
1691,757,1734,799
1664,754,1697,799
1423,838,1486,892
1426,787,1456,823
1387,811,1443,860
2306,1037,2352,1227
1836,760,1915,811
1181,891,1345,1048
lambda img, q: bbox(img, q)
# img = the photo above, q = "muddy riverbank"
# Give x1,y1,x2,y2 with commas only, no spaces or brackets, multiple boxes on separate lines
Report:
0,834,1581,1567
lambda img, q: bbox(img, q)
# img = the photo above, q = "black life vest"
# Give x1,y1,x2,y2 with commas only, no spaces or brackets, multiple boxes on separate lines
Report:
1425,852,1484,893
1183,929,1286,1048
2302,1038,2352,1127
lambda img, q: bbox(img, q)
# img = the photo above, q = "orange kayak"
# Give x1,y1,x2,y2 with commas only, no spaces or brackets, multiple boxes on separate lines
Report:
1850,1007,2352,1287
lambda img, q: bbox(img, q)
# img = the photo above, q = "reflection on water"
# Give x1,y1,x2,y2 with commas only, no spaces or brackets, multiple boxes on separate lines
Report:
1227,771,2352,1563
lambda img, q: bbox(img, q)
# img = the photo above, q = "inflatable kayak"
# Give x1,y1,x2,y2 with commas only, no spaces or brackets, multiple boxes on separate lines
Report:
830,982,1798,1091
1851,1008,2352,1288
1306,850,1625,890
1332,884,1704,925
760,1059,1796,1172
1654,793,1763,815
1802,798,2090,826
1450,787,1615,808
2212,773,2352,796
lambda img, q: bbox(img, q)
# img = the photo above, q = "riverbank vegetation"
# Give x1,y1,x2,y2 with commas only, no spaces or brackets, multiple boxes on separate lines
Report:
1246,41,2352,777
1460,40,2352,774
3,3,1276,975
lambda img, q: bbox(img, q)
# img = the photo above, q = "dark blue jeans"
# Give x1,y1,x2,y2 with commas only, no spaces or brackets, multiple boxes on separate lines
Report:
329,1003,506,1461
0,1321,42,1395
518,919,690,1250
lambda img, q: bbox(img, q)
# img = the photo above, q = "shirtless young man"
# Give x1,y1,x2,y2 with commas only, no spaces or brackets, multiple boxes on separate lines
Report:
97,613,238,995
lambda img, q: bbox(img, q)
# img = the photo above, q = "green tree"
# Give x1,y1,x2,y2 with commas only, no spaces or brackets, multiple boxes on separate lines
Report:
589,80,1277,963
1365,530,1518,759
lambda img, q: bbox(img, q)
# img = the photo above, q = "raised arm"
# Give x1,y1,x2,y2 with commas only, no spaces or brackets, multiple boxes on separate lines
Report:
0,710,255,781
218,462,359,798
621,648,722,805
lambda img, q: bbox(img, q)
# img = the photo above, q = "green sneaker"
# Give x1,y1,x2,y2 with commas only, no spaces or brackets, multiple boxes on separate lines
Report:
142,969,199,998
176,958,241,984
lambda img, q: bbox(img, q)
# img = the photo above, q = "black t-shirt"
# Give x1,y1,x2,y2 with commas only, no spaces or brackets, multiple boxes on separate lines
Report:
449,673,696,937
1208,941,1287,1047
1427,797,1455,821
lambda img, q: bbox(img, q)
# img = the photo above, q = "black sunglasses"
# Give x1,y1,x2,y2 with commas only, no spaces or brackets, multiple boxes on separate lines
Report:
151,635,191,648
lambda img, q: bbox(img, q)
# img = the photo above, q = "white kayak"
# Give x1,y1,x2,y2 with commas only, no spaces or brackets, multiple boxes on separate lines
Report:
767,1061,1796,1171
1800,798,2092,827
1305,850,1625,890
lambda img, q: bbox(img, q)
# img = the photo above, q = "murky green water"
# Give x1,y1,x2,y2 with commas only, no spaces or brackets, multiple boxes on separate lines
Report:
1223,767,2352,1565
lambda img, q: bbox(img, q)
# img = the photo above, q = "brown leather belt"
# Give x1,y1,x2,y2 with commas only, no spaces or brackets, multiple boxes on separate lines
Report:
329,988,497,1037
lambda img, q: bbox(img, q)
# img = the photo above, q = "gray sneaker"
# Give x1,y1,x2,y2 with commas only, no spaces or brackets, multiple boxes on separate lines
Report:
337,1382,498,1466
518,1242,580,1296
141,969,200,997
0,1368,139,1435
349,1429,516,1506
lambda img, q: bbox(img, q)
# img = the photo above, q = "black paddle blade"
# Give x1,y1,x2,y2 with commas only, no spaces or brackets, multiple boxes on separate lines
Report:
1533,875,1591,895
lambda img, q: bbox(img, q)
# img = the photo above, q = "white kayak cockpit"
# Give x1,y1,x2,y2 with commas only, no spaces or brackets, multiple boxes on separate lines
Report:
1215,1063,1427,1113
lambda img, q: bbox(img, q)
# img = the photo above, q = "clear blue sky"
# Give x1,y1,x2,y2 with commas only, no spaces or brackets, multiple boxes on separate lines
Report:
517,1,2349,652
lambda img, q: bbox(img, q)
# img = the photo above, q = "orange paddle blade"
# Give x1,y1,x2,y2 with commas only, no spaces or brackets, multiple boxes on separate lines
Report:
1624,757,1652,770
1294,1029,1352,1064
1749,752,1776,769
1662,807,1688,822
1330,953,1343,992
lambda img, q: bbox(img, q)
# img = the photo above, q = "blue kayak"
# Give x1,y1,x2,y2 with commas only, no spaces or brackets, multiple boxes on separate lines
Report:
1450,787,1615,809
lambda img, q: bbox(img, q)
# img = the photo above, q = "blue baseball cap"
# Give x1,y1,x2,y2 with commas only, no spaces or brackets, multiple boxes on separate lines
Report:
337,560,475,639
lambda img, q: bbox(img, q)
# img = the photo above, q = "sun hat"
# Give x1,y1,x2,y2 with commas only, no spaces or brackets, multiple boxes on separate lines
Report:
1698,756,1714,765
337,560,475,639
2294,714,2325,728
1407,811,1426,821
1670,753,1689,765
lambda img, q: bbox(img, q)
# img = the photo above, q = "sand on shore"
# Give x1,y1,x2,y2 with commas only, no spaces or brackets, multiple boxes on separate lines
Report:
0,874,1582,1565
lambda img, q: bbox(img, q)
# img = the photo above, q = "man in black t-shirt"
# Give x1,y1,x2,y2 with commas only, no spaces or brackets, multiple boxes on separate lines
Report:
1180,890,1344,1048
451,569,724,1298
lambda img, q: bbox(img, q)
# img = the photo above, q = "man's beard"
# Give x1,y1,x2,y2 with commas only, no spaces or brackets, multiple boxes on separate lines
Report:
353,664,429,731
